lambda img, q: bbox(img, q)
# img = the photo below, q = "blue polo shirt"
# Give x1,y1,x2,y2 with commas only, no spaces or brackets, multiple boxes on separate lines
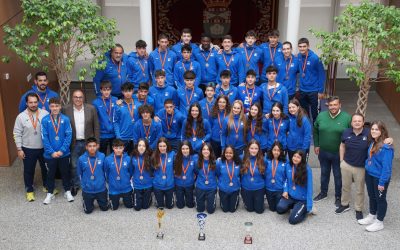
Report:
341,128,370,167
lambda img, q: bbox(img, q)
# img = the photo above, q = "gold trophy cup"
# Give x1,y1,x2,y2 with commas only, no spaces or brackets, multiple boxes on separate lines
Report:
156,207,165,239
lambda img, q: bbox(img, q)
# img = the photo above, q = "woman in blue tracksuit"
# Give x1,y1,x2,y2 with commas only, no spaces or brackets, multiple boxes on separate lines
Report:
358,121,394,232
246,103,268,155
194,142,218,214
131,139,153,211
181,103,211,153
210,95,231,158
265,141,287,212
174,140,198,209
287,98,311,161
216,145,241,213
152,137,176,209
221,100,247,156
240,139,266,214
266,102,289,153
276,150,313,225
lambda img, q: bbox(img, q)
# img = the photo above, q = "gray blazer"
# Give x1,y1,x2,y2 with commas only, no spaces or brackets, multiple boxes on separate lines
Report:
62,103,100,146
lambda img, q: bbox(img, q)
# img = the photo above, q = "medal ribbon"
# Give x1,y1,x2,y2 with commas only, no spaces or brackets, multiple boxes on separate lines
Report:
158,49,168,70
267,84,278,100
160,154,167,175
165,112,174,131
143,122,152,138
301,52,309,76
28,110,39,131
249,159,257,178
102,97,112,119
182,61,193,72
232,119,240,136
182,156,191,176
137,156,144,175
202,161,210,182
285,56,293,80
138,58,146,75
112,58,121,78
271,159,278,179
114,154,123,177
126,101,135,120
185,87,195,105
272,118,283,139
201,50,211,62
246,86,255,105
225,160,235,183
217,110,226,130
87,157,98,176
205,102,211,116
35,91,48,107
244,45,255,65
269,45,277,64
223,53,233,67
50,115,60,137
250,120,256,137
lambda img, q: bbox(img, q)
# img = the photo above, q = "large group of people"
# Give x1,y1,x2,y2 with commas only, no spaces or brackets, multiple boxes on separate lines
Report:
13,28,394,230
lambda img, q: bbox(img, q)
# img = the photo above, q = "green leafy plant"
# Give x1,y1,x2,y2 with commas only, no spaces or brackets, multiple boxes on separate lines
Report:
311,0,400,116
2,0,119,104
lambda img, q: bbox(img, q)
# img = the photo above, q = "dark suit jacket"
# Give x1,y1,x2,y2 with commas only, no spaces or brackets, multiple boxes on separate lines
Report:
62,103,100,147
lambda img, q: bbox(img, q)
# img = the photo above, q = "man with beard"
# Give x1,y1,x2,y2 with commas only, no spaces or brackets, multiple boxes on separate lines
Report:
19,72,59,113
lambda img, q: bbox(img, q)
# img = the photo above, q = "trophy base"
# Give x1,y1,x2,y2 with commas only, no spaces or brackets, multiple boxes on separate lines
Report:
244,236,253,244
156,232,164,239
198,233,206,241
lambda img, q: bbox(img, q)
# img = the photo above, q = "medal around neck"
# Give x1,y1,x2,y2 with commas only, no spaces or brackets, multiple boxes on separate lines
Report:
244,222,253,244
156,207,165,239
196,212,207,241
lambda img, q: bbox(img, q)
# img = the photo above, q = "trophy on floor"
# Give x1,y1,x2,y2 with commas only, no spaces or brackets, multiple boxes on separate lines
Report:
196,212,207,241
156,207,165,239
244,222,253,244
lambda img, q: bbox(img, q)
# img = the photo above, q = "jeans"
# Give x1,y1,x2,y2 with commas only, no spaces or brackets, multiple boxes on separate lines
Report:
22,147,47,192
299,91,318,123
70,140,86,187
365,173,390,221
318,150,341,198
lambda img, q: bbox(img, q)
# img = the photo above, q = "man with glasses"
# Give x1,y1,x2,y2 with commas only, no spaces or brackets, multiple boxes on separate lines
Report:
63,90,100,196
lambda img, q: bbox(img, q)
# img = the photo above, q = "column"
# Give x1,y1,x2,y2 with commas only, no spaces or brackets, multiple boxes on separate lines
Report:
140,0,153,52
286,0,301,53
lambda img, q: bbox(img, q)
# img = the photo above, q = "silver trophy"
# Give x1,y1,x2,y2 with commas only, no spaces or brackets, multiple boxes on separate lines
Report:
196,212,207,241
244,222,253,244
156,207,165,239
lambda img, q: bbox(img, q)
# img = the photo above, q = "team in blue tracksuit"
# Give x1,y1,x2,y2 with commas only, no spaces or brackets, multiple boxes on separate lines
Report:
287,114,311,155
104,152,133,210
276,54,299,99
277,163,313,224
215,85,238,104
265,159,287,212
237,44,263,82
173,59,202,89
93,52,128,97
131,153,153,211
113,101,139,142
259,42,283,83
246,117,269,153
126,51,150,91
199,97,216,121
193,47,218,85
155,108,185,152
19,85,59,113
241,156,266,214
181,119,212,153
41,113,72,194
237,85,262,113
174,154,198,209
149,84,178,113
92,96,117,153
77,151,108,213
221,115,246,152
133,119,162,150
132,94,155,109
365,143,394,222
265,117,290,150
194,158,218,214
148,48,177,86
177,86,204,116
172,42,200,61
216,157,241,213
216,50,246,86
261,83,289,115
153,151,176,209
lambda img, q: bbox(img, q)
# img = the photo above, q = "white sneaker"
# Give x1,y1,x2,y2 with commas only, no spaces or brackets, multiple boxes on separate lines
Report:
366,220,384,232
43,193,55,205
64,191,74,202
358,213,376,225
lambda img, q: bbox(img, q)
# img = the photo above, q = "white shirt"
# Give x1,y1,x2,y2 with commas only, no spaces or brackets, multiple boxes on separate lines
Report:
73,105,85,140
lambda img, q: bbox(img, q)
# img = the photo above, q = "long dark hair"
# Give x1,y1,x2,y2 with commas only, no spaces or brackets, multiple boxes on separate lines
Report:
241,139,265,175
151,137,171,169
174,140,194,176
289,98,308,127
290,150,307,186
369,120,389,155
266,141,287,162
271,102,287,119
246,102,263,134
197,142,216,171
221,145,241,166
211,95,231,118
132,139,152,171
185,103,206,138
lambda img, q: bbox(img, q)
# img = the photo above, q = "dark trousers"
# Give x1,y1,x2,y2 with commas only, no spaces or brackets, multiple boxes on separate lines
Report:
318,150,341,198
82,189,109,214
219,189,240,213
195,188,217,214
168,138,180,153
70,140,86,187
154,188,174,209
365,173,390,221
265,189,283,212
133,188,153,211
22,147,47,192
122,140,134,154
99,137,114,155
211,140,222,158
45,156,71,193
175,185,195,209
241,188,265,214
276,196,308,225
299,91,318,122
109,190,133,210
288,149,310,163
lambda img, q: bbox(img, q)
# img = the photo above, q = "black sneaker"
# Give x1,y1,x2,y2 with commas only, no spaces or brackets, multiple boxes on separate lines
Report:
335,205,350,214
71,186,80,196
335,197,341,208
356,211,363,220
313,193,327,202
